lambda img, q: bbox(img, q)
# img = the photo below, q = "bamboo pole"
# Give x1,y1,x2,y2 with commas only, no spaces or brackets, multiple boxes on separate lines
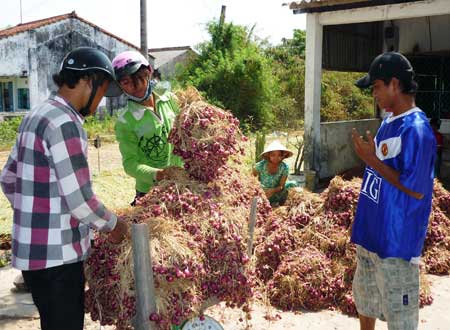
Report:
132,223,156,330
97,148,101,175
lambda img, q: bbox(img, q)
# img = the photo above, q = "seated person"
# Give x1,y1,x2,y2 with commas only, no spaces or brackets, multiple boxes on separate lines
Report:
430,118,443,178
253,140,293,206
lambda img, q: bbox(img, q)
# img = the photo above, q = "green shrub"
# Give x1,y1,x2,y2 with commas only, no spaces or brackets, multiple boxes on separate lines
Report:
177,21,276,131
255,132,266,163
0,117,22,150
0,113,119,150
84,113,118,140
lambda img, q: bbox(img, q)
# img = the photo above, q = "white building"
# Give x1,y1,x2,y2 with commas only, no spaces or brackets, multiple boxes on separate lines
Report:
149,46,198,80
0,11,143,115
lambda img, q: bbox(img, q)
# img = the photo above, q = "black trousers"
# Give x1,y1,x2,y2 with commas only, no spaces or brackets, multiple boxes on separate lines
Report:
130,190,147,206
22,261,85,330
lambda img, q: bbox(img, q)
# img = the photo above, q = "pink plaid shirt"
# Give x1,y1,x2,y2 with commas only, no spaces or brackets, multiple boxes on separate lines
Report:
0,94,117,270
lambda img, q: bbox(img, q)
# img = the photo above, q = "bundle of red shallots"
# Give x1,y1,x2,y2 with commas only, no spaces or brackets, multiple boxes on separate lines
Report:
169,87,245,182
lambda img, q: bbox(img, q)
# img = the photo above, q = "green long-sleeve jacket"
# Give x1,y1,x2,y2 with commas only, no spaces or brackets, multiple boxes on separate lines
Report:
115,92,183,193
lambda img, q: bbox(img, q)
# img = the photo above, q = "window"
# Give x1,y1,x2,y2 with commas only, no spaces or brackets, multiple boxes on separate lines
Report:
17,88,30,110
0,82,14,112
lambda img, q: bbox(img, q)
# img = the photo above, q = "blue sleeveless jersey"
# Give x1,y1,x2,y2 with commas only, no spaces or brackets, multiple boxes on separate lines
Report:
351,108,436,261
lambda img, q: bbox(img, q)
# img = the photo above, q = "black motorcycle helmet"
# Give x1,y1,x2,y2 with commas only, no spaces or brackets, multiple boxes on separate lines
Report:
58,47,122,116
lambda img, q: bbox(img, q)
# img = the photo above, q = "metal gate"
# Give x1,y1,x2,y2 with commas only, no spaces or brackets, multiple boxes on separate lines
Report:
409,56,450,119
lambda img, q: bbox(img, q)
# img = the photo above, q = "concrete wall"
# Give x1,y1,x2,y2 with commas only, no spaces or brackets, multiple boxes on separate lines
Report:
158,51,195,80
439,119,450,134
0,34,32,76
385,14,450,53
319,118,381,178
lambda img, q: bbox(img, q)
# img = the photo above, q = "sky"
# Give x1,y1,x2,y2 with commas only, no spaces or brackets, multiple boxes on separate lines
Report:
0,0,306,49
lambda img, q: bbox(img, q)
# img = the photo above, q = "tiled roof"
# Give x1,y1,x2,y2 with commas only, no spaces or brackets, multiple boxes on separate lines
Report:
0,12,71,38
0,11,139,50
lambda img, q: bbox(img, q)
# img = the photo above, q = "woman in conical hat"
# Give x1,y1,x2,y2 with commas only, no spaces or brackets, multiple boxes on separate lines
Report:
252,140,293,206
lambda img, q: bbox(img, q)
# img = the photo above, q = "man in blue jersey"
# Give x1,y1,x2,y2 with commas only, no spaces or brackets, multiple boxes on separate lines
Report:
351,52,436,330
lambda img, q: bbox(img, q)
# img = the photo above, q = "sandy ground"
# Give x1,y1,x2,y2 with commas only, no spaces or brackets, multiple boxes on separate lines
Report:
206,274,450,330
1,273,449,330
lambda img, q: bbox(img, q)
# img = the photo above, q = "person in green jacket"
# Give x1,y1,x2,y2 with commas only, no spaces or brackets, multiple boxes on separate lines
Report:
112,51,182,205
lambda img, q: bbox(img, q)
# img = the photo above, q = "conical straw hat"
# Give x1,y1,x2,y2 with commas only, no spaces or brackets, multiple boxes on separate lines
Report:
260,140,293,159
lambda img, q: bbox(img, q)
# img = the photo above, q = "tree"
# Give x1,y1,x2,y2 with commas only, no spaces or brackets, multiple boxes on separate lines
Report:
265,30,306,129
321,70,373,122
266,29,373,125
178,25,373,131
177,21,276,130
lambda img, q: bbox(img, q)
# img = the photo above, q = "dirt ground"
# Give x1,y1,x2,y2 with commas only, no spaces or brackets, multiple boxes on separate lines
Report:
1,273,450,330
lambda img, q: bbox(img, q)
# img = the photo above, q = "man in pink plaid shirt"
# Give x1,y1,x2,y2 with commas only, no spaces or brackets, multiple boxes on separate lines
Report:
0,47,128,330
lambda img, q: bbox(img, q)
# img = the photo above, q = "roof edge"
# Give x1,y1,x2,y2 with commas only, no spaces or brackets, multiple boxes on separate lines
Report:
289,0,422,14
148,46,193,52
68,12,140,50
290,0,366,10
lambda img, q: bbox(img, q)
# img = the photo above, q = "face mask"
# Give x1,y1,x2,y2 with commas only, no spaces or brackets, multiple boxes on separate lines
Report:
152,80,171,96
126,77,157,104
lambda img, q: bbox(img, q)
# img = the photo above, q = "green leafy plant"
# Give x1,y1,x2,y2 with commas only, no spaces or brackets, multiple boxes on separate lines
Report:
83,112,118,141
266,29,373,126
177,21,276,130
255,131,266,163
0,116,22,150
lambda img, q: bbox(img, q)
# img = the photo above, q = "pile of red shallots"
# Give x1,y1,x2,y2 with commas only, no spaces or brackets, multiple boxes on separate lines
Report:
84,88,271,330
423,181,450,274
255,176,448,316
169,87,245,182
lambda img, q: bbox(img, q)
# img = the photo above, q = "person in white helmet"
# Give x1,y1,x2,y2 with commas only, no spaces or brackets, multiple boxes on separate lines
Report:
112,51,182,205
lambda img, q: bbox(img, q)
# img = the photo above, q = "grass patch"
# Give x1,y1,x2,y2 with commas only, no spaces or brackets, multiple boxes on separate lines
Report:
0,116,22,151
92,169,135,210
0,168,135,235
0,193,12,234
0,113,121,151
0,149,13,233
84,113,120,139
